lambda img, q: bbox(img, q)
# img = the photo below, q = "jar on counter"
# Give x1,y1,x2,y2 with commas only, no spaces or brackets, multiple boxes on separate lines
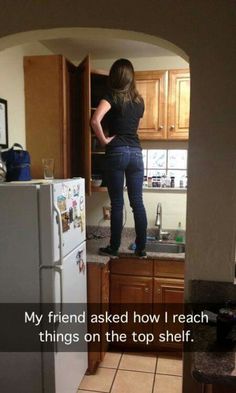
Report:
147,176,152,187
143,176,148,187
170,176,175,188
161,174,166,188
152,176,157,187
166,175,171,188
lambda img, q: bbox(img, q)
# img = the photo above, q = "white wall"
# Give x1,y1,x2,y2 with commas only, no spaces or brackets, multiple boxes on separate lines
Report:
86,190,187,230
92,55,188,72
0,42,53,148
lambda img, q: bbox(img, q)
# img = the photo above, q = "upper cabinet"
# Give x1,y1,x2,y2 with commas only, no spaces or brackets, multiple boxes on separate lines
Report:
135,70,168,140
135,69,190,141
24,54,108,195
77,56,109,195
167,70,190,140
24,55,74,179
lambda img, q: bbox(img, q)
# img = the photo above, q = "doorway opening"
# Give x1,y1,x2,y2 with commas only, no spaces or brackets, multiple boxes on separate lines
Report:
0,27,189,393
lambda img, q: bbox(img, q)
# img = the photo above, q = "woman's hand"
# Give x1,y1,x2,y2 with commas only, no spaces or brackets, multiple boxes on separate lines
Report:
105,135,116,145
99,135,116,147
90,100,112,147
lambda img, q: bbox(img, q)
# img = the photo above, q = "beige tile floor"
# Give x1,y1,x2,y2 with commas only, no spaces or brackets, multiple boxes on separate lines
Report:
78,352,183,393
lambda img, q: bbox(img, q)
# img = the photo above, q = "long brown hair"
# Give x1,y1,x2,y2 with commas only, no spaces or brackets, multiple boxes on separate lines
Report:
108,58,142,104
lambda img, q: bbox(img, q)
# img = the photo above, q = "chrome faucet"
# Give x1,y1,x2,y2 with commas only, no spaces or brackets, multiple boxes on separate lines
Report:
155,202,162,240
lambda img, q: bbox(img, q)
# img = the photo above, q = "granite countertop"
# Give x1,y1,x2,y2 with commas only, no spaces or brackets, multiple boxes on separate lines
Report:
86,226,185,264
191,324,236,387
190,280,236,387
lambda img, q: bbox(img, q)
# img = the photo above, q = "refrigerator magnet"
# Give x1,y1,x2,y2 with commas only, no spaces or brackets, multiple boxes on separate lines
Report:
69,207,74,223
68,188,72,199
80,196,84,211
61,212,70,232
74,214,81,229
72,200,77,207
57,195,66,212
81,212,85,232
73,185,79,197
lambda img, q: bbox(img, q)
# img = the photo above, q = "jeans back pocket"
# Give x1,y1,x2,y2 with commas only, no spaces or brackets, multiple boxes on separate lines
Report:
135,152,144,171
106,152,123,171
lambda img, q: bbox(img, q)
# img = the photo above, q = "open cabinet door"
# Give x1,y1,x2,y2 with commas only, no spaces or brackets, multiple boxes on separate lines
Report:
74,55,91,195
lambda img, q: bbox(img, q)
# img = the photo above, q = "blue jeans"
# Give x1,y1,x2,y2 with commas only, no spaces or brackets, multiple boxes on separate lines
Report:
105,146,147,251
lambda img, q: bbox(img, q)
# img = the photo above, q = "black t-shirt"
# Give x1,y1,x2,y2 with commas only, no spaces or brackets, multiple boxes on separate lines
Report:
103,91,144,149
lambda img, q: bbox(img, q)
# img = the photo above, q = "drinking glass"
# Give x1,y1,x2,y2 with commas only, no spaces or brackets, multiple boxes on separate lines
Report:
42,158,54,180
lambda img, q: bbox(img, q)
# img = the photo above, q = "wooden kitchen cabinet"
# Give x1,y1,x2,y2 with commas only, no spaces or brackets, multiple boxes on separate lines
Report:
24,54,108,195
109,257,184,351
153,259,184,350
202,383,236,393
167,70,190,140
154,278,184,304
135,69,190,140
77,56,109,195
24,55,77,179
86,261,110,374
110,274,153,304
135,70,168,140
110,260,153,348
153,277,184,350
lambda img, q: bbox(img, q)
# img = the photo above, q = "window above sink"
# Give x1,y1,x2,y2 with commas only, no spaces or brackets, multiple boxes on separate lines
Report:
142,149,188,189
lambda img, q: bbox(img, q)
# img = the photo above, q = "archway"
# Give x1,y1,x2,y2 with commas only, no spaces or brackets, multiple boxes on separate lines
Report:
0,27,189,60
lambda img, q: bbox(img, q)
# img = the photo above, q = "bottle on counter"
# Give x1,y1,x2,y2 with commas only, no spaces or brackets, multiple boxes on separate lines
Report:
143,175,148,187
170,176,175,188
175,222,184,243
185,175,188,188
161,174,166,188
152,176,157,187
147,176,152,187
166,175,171,188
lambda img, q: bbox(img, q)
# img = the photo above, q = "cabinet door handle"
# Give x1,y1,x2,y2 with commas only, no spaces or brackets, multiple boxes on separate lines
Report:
158,125,164,130
170,125,175,130
144,287,149,292
157,289,161,294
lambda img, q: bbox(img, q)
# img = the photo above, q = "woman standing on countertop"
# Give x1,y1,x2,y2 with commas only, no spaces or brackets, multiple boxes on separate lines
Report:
90,58,147,259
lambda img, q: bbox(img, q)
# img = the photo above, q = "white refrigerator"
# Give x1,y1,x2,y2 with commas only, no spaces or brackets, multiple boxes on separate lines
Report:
0,178,87,393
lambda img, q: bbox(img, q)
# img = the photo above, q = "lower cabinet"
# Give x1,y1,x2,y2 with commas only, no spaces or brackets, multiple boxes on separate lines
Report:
202,383,236,393
110,274,153,304
110,272,153,348
153,278,184,350
86,261,109,374
109,257,184,351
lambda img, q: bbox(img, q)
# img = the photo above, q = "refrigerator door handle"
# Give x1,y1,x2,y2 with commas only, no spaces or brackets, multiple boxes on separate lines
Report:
53,202,63,267
39,264,63,315
54,265,63,315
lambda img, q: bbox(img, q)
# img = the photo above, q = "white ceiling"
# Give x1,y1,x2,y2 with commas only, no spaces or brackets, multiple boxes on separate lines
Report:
40,36,176,62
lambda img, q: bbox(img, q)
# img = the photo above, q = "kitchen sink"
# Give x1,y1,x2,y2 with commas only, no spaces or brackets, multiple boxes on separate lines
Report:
146,240,185,253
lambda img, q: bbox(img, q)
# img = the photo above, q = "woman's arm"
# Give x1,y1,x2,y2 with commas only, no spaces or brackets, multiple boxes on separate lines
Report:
90,99,115,147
